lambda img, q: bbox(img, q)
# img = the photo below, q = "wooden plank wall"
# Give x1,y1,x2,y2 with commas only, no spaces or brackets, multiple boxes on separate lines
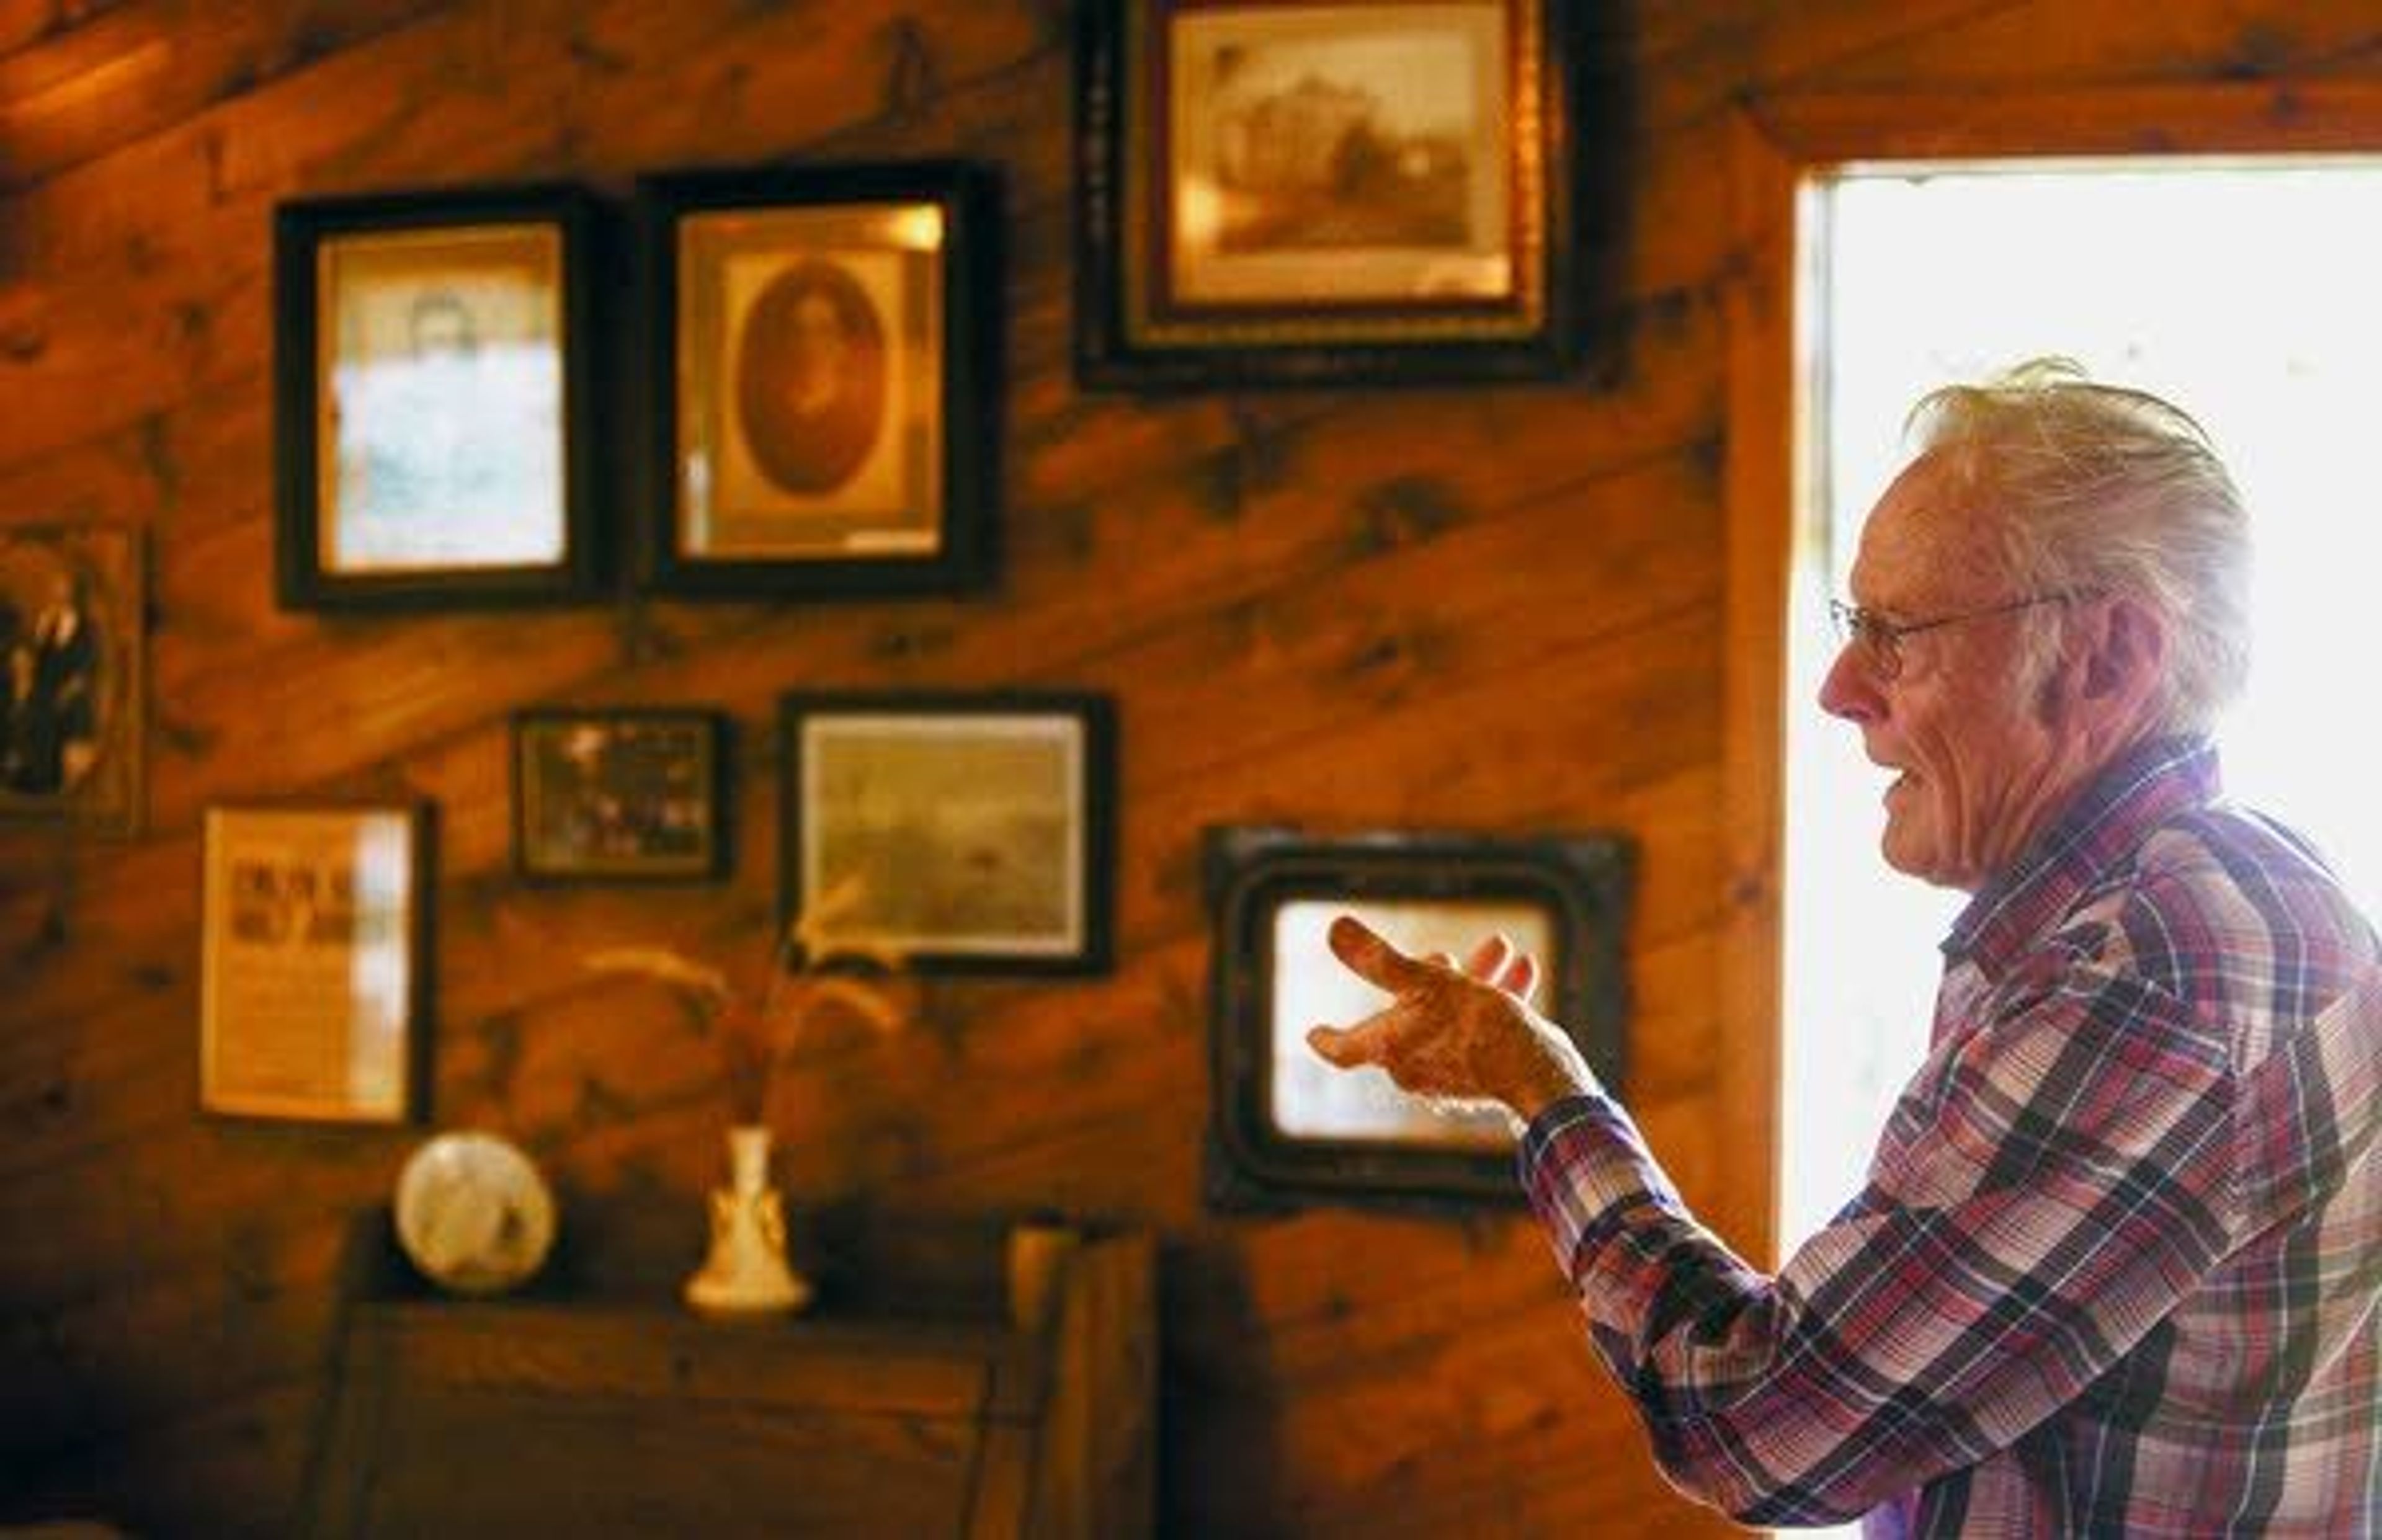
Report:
2,2,2376,1534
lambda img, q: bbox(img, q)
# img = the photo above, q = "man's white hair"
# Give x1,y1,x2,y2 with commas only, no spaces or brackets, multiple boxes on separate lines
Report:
1906,356,2253,734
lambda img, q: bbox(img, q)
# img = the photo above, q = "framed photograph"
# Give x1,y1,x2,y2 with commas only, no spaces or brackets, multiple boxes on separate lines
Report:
640,160,999,598
1203,826,1630,1209
273,185,604,609
1076,0,1582,388
778,692,1115,974
0,521,144,835
200,803,434,1124
511,708,728,881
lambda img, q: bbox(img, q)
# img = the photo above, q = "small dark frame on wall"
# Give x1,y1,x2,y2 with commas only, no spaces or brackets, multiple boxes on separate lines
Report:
778,692,1115,974
1075,0,1582,389
1204,826,1630,1210
0,521,145,835
200,801,435,1125
512,708,729,882
638,160,1000,598
272,185,605,610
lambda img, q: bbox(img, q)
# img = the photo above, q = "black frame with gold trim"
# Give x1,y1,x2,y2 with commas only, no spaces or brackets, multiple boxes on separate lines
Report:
1075,0,1584,389
637,159,1001,599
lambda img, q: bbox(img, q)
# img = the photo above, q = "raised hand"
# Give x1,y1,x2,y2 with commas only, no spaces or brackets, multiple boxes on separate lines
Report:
1305,914,1600,1123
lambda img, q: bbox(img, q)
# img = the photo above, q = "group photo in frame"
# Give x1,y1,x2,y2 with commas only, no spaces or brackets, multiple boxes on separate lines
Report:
1076,0,1582,388
272,184,604,609
511,707,728,882
640,160,999,598
778,692,1115,974
199,803,433,1125
1202,826,1630,1209
0,521,144,835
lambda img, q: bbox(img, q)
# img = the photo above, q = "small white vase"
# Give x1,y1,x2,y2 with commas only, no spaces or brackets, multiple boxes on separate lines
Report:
684,1124,813,1317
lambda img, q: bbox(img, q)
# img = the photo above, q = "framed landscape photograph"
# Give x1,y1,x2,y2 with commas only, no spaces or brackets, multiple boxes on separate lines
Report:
0,521,144,835
274,185,603,609
778,692,1115,974
640,161,999,598
1202,826,1630,1209
200,803,433,1124
512,708,728,881
1076,0,1582,388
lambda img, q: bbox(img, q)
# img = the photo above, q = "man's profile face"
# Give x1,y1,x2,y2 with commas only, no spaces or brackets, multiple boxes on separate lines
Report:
1818,453,2073,891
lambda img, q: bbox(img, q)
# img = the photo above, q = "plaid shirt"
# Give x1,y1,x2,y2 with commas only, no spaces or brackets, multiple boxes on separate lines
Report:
1522,737,2380,1534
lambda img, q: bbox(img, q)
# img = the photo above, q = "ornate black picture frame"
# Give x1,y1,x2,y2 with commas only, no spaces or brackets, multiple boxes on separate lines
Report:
778,691,1115,974
638,160,1001,599
1204,826,1630,1210
1076,0,1583,389
272,184,605,610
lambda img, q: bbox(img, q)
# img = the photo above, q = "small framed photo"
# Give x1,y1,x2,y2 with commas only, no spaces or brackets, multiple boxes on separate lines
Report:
1203,826,1630,1209
511,708,728,881
273,185,604,609
640,160,999,598
0,521,145,835
1076,0,1582,388
778,692,1115,974
200,803,434,1124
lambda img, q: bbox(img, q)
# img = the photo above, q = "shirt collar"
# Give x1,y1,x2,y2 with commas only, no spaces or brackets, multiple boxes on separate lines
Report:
1942,734,2222,976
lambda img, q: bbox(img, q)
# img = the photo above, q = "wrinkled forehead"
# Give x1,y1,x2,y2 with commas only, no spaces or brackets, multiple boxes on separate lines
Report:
1849,450,2006,605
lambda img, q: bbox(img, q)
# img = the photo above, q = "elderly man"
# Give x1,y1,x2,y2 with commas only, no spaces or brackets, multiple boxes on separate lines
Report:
1310,359,2379,1534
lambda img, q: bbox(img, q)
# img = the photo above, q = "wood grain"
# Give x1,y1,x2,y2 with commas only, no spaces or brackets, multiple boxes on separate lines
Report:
6,2,2376,1536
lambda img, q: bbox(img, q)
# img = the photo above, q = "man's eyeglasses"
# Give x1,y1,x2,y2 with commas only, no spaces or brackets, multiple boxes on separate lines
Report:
1827,589,2100,682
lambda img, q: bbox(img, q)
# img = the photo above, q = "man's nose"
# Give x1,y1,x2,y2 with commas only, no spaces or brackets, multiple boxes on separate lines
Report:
1818,643,1881,724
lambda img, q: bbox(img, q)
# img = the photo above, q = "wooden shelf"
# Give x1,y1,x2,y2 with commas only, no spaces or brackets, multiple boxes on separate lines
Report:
300,1216,1156,1539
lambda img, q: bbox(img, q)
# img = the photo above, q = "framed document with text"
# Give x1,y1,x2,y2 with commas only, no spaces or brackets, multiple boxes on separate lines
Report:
200,803,432,1124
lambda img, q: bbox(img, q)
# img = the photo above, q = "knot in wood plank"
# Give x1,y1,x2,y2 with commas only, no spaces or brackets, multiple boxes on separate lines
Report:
1350,474,1464,554
880,17,939,120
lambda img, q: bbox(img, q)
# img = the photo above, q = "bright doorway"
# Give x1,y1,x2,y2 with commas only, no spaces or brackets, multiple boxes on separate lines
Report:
1780,159,2382,1252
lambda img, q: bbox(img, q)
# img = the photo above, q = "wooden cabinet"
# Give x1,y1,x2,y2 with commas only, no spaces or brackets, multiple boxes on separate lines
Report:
301,1219,1155,1538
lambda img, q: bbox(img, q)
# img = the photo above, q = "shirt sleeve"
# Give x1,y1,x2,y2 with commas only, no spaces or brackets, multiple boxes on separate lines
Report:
1519,954,2241,1526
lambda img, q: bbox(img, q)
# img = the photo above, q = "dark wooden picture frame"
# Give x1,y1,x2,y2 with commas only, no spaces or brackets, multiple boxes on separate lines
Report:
1076,0,1581,389
1203,826,1630,1209
511,708,728,882
778,692,1115,975
199,801,435,1124
639,160,1001,599
273,185,605,611
0,521,145,835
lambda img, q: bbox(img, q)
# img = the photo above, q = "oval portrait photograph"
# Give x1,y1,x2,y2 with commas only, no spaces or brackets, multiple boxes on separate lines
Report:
0,522,142,830
734,258,889,497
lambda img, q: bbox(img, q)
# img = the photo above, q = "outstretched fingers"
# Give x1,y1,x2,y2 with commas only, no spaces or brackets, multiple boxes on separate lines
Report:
1461,932,1540,1001
1461,933,1511,980
1326,914,1435,992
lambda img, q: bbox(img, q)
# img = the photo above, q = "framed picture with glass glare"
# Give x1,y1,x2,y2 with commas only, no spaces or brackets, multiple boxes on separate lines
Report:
1203,826,1630,1209
272,185,604,609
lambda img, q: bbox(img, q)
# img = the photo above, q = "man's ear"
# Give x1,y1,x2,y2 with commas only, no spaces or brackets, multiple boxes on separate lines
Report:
2081,595,2169,713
